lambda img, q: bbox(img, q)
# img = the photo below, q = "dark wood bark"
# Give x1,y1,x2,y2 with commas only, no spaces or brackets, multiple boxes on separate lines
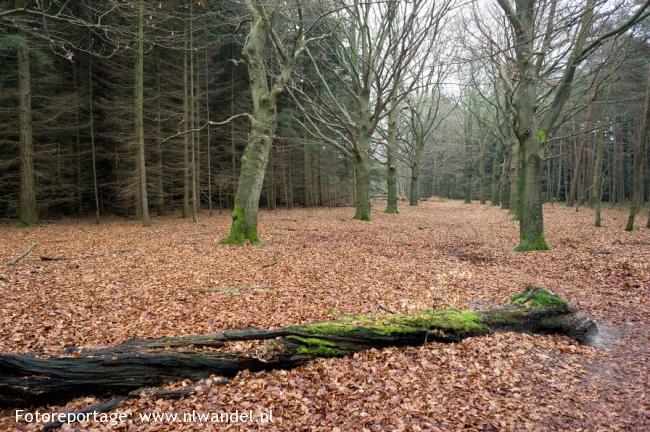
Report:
0,287,596,408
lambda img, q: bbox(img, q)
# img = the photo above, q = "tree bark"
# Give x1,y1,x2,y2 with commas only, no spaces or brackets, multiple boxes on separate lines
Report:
509,138,520,216
479,137,487,204
189,5,198,224
89,57,100,224
0,287,596,408
409,163,420,206
510,0,548,251
626,63,650,231
15,0,38,226
222,10,279,244
353,149,372,220
385,106,398,213
182,12,190,219
500,142,511,209
352,102,373,220
155,59,165,217
134,0,150,227
491,141,501,206
593,128,605,227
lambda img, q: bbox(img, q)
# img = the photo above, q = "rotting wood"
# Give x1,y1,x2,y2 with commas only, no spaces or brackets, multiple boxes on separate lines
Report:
0,287,597,408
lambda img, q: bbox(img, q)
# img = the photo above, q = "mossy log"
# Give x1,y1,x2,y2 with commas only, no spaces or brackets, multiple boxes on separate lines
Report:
0,287,596,407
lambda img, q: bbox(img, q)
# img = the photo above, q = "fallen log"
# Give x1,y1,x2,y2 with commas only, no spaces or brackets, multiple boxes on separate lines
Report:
0,287,596,408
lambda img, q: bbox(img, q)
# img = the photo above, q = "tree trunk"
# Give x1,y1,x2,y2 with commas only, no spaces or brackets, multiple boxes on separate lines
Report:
509,138,520,216
479,137,487,204
0,287,596,408
205,25,212,216
89,57,100,224
352,101,373,220
189,6,198,224
567,131,583,207
625,64,650,231
491,141,501,206
182,14,190,219
353,150,371,220
15,0,38,226
593,128,604,227
409,165,419,206
500,143,511,209
135,0,150,227
513,28,548,251
222,12,279,244
385,106,398,213
155,59,165,217
593,71,615,227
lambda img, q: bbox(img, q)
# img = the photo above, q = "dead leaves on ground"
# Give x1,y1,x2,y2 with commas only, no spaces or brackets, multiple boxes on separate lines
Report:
0,201,649,430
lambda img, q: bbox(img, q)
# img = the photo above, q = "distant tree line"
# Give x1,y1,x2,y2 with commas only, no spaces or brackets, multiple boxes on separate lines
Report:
1,0,649,247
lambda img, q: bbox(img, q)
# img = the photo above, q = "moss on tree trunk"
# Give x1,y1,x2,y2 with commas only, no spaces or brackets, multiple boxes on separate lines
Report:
0,287,596,407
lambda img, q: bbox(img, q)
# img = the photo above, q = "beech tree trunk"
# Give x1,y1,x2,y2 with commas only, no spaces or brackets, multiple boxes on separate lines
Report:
500,143,511,209
479,137,487,204
409,164,420,206
491,141,501,205
222,9,279,244
0,287,596,408
509,138,520,216
353,150,372,220
385,106,398,213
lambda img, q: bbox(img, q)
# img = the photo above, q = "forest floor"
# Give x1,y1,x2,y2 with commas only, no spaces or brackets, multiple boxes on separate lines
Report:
0,200,649,431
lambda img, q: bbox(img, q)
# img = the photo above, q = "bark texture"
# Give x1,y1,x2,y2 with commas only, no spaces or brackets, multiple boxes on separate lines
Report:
16,0,38,226
0,287,597,408
222,9,278,244
385,107,398,213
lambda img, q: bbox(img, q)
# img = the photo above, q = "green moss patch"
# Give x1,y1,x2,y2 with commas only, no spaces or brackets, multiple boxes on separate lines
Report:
515,233,550,252
291,308,488,339
286,335,346,357
511,286,568,310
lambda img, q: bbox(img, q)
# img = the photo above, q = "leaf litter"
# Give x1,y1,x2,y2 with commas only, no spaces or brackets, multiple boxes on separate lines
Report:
0,200,648,430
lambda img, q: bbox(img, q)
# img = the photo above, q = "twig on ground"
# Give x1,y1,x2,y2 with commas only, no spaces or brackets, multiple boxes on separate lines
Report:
261,253,279,268
199,286,276,295
7,242,38,266
378,304,396,314
40,248,142,262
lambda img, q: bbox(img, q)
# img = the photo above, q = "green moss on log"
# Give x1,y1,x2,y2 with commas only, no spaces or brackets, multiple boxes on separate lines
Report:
511,286,568,310
291,308,488,340
286,336,346,357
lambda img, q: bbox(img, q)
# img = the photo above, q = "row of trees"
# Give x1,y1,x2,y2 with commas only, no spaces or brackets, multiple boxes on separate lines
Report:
1,0,649,249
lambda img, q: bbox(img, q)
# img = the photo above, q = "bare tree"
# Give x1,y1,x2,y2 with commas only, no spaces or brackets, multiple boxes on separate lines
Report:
290,0,452,220
626,62,650,231
221,0,307,244
493,0,650,250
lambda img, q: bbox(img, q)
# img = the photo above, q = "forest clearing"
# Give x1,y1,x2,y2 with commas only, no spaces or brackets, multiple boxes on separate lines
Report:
1,201,648,430
2,0,650,430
